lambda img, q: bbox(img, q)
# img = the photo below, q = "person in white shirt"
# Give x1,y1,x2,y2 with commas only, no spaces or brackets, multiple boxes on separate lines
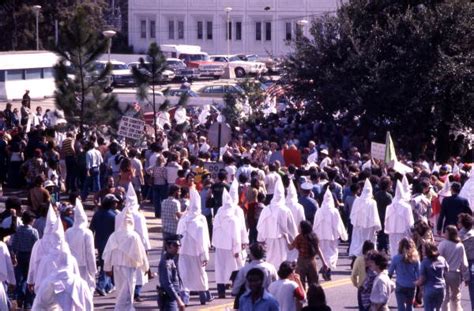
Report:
460,173,474,211
65,199,97,293
103,207,149,311
212,181,248,298
257,175,298,268
264,163,280,204
384,180,415,256
177,186,213,305
313,188,348,273
349,179,381,257
268,261,305,311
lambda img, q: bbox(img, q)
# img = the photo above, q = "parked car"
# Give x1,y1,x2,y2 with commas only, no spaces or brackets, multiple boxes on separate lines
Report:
210,54,267,77
179,53,225,79
197,84,246,98
165,88,200,97
96,60,135,87
238,54,282,74
127,61,176,83
165,58,200,81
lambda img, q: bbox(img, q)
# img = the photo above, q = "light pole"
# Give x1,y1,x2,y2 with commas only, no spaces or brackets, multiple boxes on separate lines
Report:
32,5,41,50
296,19,309,40
102,30,117,63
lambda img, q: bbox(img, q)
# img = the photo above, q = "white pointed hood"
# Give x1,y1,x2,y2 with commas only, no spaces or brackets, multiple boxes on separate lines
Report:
385,180,414,234
460,174,474,211
73,198,88,229
124,183,139,213
313,189,348,241
229,178,239,206
187,187,202,216
438,178,451,198
402,174,411,200
270,175,285,206
285,180,299,206
350,179,381,229
44,204,58,237
286,180,306,229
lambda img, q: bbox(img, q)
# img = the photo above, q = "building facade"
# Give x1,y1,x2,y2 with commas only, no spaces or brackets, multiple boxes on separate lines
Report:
128,0,340,56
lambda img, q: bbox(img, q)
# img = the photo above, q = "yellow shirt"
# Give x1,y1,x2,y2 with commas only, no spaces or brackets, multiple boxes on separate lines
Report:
351,255,367,288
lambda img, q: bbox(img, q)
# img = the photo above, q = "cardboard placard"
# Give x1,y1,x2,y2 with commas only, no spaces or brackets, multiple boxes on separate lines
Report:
203,162,225,180
118,116,145,140
370,142,386,160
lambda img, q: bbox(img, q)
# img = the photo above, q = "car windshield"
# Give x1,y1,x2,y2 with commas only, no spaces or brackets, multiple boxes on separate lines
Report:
246,55,258,61
111,64,129,70
167,60,184,67
229,56,241,62
189,54,209,61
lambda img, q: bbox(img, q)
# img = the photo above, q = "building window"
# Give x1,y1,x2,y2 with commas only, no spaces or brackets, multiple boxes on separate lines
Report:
0,71,5,82
168,20,175,39
226,21,232,40
42,68,53,78
7,69,24,80
178,21,184,39
26,68,42,79
236,21,242,40
207,21,213,40
265,22,271,41
256,22,262,41
197,21,203,39
285,22,292,40
150,20,156,38
140,20,147,38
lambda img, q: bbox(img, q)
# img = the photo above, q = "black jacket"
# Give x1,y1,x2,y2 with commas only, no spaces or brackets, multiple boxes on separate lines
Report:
437,194,471,232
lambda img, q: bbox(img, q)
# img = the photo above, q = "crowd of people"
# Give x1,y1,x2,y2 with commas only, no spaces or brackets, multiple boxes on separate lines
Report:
0,92,473,311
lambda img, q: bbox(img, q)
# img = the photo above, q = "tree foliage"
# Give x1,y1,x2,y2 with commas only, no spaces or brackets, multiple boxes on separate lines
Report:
282,0,473,161
53,5,119,133
0,0,108,51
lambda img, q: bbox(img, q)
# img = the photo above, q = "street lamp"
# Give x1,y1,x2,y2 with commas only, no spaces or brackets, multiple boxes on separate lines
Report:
32,5,41,50
102,30,117,63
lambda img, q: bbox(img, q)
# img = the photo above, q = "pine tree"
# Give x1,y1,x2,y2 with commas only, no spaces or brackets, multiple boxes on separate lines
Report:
53,4,119,133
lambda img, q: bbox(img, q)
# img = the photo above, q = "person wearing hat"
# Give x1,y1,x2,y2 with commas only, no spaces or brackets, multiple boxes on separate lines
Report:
319,149,332,170
89,193,119,296
158,234,186,311
298,181,319,225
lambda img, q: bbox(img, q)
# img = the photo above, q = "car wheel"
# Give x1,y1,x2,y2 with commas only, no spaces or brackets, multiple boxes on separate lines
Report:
235,67,245,78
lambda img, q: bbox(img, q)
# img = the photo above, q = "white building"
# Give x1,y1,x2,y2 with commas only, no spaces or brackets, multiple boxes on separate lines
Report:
128,0,340,56
0,51,59,101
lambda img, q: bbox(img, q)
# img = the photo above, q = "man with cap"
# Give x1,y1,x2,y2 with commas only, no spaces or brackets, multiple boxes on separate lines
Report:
103,207,149,311
158,234,186,311
90,193,119,296
298,180,319,225
349,179,381,257
177,186,213,305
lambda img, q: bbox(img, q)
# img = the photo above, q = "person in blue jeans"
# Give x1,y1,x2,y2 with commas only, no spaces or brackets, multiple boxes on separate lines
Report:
388,238,420,311
415,242,448,311
89,194,118,296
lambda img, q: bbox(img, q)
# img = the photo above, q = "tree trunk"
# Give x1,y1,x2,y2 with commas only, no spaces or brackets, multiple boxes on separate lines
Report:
435,122,450,163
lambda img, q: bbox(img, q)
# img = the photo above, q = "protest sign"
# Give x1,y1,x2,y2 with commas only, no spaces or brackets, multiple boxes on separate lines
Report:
118,116,145,140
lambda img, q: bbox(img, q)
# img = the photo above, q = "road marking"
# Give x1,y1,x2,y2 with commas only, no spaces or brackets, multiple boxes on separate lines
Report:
199,278,353,310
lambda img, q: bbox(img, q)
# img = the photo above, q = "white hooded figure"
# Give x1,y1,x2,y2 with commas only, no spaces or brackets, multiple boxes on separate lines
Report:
460,174,474,211
286,180,306,262
384,181,415,256
115,185,151,293
177,187,211,295
212,182,247,292
349,179,381,256
65,199,97,293
0,241,15,310
401,174,411,201
28,205,79,292
313,189,348,269
103,208,149,311
257,175,298,268
32,248,93,311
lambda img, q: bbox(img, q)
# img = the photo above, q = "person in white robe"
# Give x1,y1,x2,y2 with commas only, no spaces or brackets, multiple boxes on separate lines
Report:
257,176,298,269
460,173,474,211
313,189,348,270
177,186,213,305
349,179,381,257
212,180,247,298
0,241,15,311
103,208,149,311
384,180,415,256
115,185,151,301
32,248,93,311
65,198,97,293
28,204,79,294
286,179,306,262
402,174,411,201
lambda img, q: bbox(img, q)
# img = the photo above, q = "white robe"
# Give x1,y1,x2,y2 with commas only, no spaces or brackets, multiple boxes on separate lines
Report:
114,266,136,311
214,248,243,284
349,227,378,256
319,240,339,270
0,242,15,311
